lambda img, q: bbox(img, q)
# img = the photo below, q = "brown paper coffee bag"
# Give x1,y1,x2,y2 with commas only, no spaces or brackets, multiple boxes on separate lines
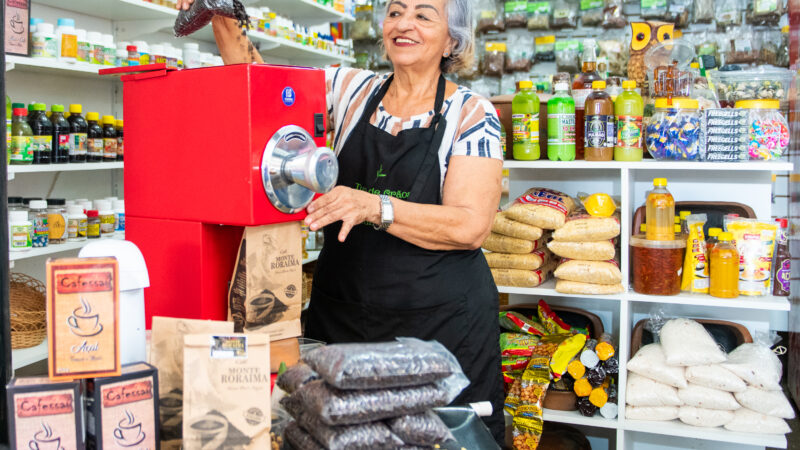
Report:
228,223,302,341
183,334,271,450
150,317,233,450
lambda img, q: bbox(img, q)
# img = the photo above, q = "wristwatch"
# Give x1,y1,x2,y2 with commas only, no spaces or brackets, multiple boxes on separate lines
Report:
374,194,394,231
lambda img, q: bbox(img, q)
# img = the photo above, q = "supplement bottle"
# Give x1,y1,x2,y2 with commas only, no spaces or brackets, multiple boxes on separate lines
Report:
87,31,103,65
645,178,675,241
709,232,739,298
32,22,57,59
86,210,101,239
50,105,70,163
28,103,52,164
46,198,67,244
96,200,115,235
86,112,104,162
56,18,77,63
115,119,124,161
102,34,115,66
113,199,125,233
613,80,644,161
10,107,33,165
66,205,87,241
67,104,88,162
76,29,90,63
102,115,117,161
547,81,576,161
584,80,615,161
28,200,49,248
9,210,32,251
512,80,540,160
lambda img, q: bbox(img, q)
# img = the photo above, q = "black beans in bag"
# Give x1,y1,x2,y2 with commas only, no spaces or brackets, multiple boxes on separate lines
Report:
174,0,250,37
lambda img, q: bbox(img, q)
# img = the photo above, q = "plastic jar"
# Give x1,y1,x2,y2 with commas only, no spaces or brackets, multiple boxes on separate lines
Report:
115,48,128,67
32,22,57,59
76,29,90,63
9,210,32,251
133,41,150,65
102,34,115,66
56,18,77,63
631,234,686,295
28,200,49,247
150,44,166,65
97,200,115,235
86,210,101,239
183,42,201,68
645,98,702,160
46,198,68,244
127,45,140,66
87,31,103,65
113,199,125,233
734,99,790,161
67,205,87,241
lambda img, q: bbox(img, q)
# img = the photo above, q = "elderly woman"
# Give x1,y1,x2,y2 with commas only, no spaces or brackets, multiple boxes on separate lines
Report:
178,0,504,440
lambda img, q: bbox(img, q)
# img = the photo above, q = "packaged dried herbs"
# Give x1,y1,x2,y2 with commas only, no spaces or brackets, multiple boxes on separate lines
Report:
760,30,780,65
603,0,626,28
598,39,628,77
527,1,552,30
667,0,693,27
727,27,759,64
715,0,743,29
747,0,785,26
505,33,534,72
505,0,529,27
580,0,604,26
693,0,715,22
476,0,505,33
351,4,377,41
535,35,556,62
641,0,668,19
555,40,581,73
484,41,507,77
551,0,578,28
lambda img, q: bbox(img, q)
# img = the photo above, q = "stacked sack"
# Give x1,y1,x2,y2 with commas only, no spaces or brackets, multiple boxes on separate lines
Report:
548,209,624,295
277,339,465,449
485,188,576,288
626,318,794,434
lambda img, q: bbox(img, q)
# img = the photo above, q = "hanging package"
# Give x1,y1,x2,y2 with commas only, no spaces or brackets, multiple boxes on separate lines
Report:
174,0,249,37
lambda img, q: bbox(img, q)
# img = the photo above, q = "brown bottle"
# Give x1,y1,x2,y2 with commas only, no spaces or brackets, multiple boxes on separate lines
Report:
572,38,602,108
773,218,790,296
584,80,615,161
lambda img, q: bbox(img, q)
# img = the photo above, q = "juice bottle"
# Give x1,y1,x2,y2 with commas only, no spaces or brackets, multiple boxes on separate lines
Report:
10,108,33,165
115,119,124,161
86,112,104,162
67,104,88,162
614,80,644,161
706,227,721,252
102,115,117,161
547,81,576,161
512,80,540,160
50,105,70,164
584,80,615,161
709,232,739,298
645,178,675,241
28,103,52,164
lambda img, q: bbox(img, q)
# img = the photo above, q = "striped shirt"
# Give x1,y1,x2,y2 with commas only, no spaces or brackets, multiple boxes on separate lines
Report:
326,67,503,191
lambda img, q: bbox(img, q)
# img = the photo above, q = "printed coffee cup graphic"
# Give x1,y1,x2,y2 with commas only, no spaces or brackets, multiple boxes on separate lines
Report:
28,422,64,450
159,389,183,440
245,289,288,329
66,297,103,337
114,410,146,447
188,413,229,450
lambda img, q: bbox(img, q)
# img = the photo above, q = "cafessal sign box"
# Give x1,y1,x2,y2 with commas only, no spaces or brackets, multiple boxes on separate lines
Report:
6,377,84,450
46,257,121,380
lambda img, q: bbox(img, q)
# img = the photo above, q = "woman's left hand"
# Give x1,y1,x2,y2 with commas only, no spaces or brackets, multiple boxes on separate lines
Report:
305,187,381,242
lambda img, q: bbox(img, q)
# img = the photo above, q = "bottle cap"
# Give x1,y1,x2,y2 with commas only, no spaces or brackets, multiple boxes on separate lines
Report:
640,224,646,232
23,197,41,205
94,200,112,211
126,45,138,52
9,210,29,222
86,112,100,121
674,224,682,233
102,115,115,125
29,200,48,209
690,62,700,69
592,80,606,89
776,218,788,228
679,211,691,220
51,104,64,113
113,200,125,210
46,198,66,206
495,109,501,118
719,232,733,241
653,178,667,187
57,18,75,28
69,104,82,114
708,228,722,237
32,103,46,111
11,103,24,109
519,80,534,89
86,210,99,218
13,108,27,116
621,80,636,89
116,119,124,127
674,216,681,224
67,206,85,215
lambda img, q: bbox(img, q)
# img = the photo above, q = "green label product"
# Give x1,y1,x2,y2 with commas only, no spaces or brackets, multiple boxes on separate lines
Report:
513,113,540,144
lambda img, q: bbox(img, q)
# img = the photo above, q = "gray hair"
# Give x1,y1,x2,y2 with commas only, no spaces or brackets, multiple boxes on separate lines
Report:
382,0,475,74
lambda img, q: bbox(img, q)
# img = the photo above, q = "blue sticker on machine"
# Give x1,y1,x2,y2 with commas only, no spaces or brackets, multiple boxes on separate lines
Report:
282,87,296,106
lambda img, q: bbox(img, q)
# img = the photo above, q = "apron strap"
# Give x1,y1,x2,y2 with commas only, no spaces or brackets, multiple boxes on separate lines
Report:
408,74,448,204
356,74,395,126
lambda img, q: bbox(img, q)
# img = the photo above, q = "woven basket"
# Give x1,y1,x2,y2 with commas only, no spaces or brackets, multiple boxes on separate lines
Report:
9,273,46,349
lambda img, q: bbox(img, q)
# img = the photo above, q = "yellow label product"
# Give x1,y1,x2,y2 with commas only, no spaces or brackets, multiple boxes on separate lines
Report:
681,214,710,294
726,219,777,296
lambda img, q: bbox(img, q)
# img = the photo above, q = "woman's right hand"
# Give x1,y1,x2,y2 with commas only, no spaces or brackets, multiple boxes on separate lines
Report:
176,0,194,10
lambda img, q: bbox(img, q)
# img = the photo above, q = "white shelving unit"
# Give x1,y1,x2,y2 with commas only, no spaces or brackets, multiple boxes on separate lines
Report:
10,233,126,262
11,340,48,371
502,159,793,450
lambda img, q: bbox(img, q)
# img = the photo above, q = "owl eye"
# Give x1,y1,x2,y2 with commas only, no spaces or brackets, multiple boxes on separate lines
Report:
657,24,675,42
637,33,645,41
631,22,651,52
663,33,671,39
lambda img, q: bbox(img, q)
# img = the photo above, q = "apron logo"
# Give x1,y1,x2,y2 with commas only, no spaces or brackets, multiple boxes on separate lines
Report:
376,164,387,181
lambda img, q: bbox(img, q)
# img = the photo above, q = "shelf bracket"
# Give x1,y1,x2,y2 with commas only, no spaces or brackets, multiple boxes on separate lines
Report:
5,61,14,72
114,19,174,41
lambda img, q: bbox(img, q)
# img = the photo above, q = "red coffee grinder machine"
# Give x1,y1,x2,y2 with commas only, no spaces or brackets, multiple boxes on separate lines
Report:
109,63,337,326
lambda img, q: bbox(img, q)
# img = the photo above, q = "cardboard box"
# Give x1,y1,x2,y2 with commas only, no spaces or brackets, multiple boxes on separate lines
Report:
6,377,84,450
270,338,300,373
46,257,121,380
85,362,160,450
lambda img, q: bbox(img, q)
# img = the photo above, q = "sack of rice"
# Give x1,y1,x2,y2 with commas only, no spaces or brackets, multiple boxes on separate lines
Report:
504,188,575,230
554,259,622,285
482,233,544,254
552,211,620,242
485,249,549,271
555,279,624,295
492,212,544,241
491,263,555,288
547,240,616,261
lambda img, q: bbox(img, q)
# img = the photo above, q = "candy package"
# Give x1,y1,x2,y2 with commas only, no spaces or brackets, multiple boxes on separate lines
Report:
724,218,778,296
499,311,547,336
537,299,571,334
501,332,543,356
551,0,578,28
527,1,552,30
174,0,248,37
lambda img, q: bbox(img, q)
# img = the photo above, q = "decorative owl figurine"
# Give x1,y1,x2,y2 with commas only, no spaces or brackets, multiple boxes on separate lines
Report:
628,21,675,97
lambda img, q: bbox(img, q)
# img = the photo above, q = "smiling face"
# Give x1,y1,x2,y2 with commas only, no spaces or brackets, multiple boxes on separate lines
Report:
383,0,453,72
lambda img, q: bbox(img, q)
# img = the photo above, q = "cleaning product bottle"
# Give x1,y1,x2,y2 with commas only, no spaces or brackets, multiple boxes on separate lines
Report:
547,80,576,161
613,80,644,161
645,178,675,241
512,80,540,160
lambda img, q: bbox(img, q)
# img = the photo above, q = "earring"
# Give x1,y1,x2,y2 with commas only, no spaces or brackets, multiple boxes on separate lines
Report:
444,52,450,57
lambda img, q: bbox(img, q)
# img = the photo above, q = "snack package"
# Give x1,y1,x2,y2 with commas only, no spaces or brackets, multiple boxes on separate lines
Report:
505,377,524,414
486,249,549,271
535,35,556,62
503,356,532,372
681,214,709,294
551,0,578,28
499,311,547,336
574,377,592,396
552,211,620,241
476,0,505,33
484,42,507,77
501,332,543,356
512,339,562,449
580,0,604,26
537,299,572,334
555,40,581,72
549,333,587,381
492,212,544,241
505,188,575,230
725,218,778,296
577,397,598,416
527,1,552,30
505,0,529,27
589,378,611,407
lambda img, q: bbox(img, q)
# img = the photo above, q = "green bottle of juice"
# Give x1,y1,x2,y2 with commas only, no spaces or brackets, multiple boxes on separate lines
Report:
547,81,576,161
512,80,540,160
614,80,644,161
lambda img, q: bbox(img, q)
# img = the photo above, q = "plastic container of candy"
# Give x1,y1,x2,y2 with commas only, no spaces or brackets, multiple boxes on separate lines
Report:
735,99,790,161
645,98,702,160
708,67,793,107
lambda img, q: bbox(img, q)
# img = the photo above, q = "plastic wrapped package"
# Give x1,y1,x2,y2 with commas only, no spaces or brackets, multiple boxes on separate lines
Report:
499,311,547,336
476,0,505,33
626,405,680,421
580,0,604,26
290,404,404,450
659,318,727,366
504,188,576,230
492,212,545,241
277,363,320,394
505,0,529,27
501,332,542,356
715,0,742,29
491,265,554,288
547,240,616,261
684,365,746,392
603,0,626,28
285,421,325,450
555,40,581,72
667,0,692,27
725,219,778,295
505,33,534,73
554,260,622,285
725,408,792,434
727,27,760,64
483,42,507,77
678,406,734,427
777,27,790,67
302,338,465,390
174,0,248,37
551,0,578,28
598,39,628,77
486,249,549,271
387,411,455,447
677,384,741,410
626,373,683,407
760,30,780,65
535,36,556,62
695,31,720,66
734,387,796,418
641,0,668,19
693,0,715,22
721,343,782,391
747,0,785,26
527,1,552,29
352,5,377,41
552,211,620,241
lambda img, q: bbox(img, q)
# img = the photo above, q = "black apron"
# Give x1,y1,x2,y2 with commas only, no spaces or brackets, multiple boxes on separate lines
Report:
306,74,505,444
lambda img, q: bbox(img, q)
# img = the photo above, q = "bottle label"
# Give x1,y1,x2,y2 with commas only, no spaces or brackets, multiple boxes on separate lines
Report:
48,213,67,240
77,42,90,62
777,228,788,245
103,137,117,159
70,133,87,156
776,259,790,294
585,115,615,148
32,38,55,59
10,224,31,249
103,48,115,66
67,218,79,239
512,113,540,144
10,136,32,162
87,222,101,238
572,89,592,108
116,213,125,232
100,215,115,234
32,135,52,155
57,134,70,154
78,218,88,238
547,113,576,145
91,45,104,65
88,138,104,156
61,34,78,59
616,115,643,148
32,215,48,247
117,136,124,158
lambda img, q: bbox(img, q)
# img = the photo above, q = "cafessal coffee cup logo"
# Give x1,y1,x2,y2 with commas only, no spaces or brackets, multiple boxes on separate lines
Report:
27,422,64,450
66,297,103,337
113,410,146,447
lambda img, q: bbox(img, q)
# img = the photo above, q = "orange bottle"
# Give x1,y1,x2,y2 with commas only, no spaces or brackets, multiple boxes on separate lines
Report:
709,232,739,298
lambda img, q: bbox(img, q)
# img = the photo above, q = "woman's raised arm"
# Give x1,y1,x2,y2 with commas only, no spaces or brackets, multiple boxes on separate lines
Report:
176,0,263,64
